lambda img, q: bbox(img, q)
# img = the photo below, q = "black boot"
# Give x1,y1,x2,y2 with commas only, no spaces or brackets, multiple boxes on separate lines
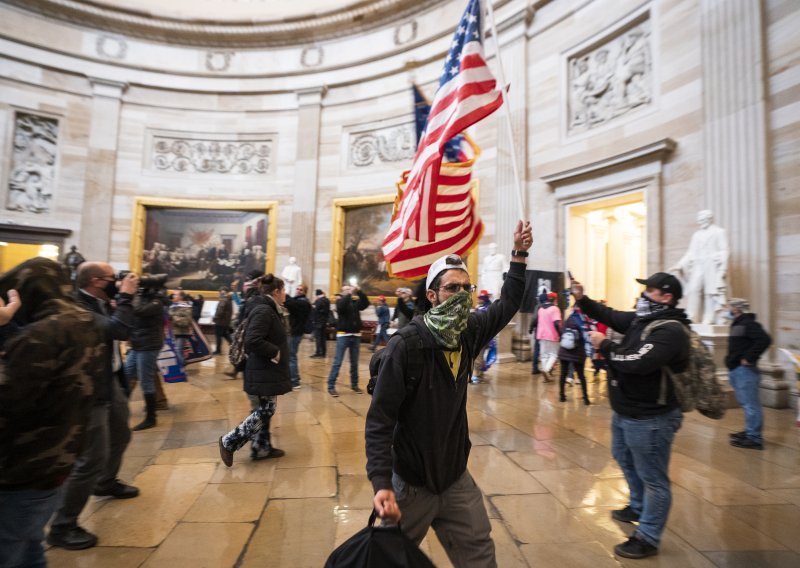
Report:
133,394,157,431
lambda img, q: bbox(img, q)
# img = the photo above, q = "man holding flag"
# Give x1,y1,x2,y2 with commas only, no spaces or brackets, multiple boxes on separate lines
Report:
366,3,531,565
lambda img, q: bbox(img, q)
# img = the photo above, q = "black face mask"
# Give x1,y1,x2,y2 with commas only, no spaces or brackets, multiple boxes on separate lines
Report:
635,292,669,317
103,279,118,299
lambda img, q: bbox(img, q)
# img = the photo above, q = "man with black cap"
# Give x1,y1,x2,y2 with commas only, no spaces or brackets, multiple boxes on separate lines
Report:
572,271,689,560
366,221,532,568
311,289,330,358
724,297,771,450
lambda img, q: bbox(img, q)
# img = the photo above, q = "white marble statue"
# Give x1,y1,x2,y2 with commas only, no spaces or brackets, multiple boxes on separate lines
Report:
480,243,506,298
669,209,729,324
281,256,302,297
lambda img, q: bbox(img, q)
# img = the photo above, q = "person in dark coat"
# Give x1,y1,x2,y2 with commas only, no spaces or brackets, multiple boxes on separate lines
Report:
284,284,312,389
213,287,233,355
310,289,330,358
557,304,591,405
724,297,772,450
218,274,291,466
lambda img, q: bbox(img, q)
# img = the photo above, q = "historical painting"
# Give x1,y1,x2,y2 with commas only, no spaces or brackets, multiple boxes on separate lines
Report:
130,198,277,293
330,195,477,300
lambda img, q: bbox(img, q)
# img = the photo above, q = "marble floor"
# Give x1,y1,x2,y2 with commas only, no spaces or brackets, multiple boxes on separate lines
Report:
46,341,800,568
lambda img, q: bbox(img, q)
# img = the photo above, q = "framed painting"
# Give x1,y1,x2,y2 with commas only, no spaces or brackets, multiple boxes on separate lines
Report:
330,194,477,301
130,197,277,294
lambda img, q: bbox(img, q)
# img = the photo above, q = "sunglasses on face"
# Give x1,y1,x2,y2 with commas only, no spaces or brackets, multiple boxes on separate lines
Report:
438,283,477,294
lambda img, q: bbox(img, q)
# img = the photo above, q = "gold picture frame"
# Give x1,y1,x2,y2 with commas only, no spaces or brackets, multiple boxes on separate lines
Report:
330,190,478,302
130,197,278,295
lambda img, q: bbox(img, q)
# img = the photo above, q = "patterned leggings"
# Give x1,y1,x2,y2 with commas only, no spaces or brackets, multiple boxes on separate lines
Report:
221,396,277,454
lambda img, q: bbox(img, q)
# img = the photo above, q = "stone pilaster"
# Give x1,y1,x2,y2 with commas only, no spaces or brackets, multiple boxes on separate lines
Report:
701,0,771,328
493,15,528,259
290,87,326,288
80,79,125,262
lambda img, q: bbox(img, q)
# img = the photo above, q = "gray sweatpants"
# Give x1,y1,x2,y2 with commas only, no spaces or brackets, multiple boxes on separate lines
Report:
392,470,496,568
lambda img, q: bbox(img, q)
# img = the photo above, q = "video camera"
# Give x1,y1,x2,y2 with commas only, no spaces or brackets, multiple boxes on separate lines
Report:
117,270,169,291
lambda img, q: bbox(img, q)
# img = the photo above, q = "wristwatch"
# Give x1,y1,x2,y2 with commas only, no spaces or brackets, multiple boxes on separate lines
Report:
511,250,529,258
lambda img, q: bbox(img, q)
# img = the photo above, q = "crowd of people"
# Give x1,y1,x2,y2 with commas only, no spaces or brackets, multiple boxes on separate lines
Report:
0,219,776,567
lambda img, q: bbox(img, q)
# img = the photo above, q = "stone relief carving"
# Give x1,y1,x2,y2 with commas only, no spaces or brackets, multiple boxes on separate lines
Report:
394,20,418,45
567,17,652,133
301,46,323,68
152,136,271,174
349,123,415,167
96,34,127,59
7,112,58,214
206,51,234,72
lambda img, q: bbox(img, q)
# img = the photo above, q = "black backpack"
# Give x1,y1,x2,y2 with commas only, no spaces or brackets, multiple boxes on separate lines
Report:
325,510,435,568
367,326,427,396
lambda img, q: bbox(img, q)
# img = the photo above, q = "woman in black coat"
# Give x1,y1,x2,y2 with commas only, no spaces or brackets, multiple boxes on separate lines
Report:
558,305,591,405
219,274,292,466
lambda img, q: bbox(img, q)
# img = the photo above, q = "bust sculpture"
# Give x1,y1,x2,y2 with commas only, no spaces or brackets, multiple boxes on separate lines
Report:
281,256,302,297
669,209,729,324
480,243,506,298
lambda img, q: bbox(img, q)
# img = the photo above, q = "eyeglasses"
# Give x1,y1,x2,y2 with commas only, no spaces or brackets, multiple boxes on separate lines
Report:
438,283,477,294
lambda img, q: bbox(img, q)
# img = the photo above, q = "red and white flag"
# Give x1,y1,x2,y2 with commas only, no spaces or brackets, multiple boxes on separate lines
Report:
382,0,502,277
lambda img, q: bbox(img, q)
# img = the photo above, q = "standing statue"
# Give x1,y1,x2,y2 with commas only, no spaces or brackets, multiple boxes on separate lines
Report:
62,245,85,283
669,210,729,324
281,256,302,297
480,243,506,298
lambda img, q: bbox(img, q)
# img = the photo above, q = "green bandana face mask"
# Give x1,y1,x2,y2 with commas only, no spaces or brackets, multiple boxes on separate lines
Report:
424,290,473,349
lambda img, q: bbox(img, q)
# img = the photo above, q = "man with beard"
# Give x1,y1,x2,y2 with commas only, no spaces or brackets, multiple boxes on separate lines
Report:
366,221,532,568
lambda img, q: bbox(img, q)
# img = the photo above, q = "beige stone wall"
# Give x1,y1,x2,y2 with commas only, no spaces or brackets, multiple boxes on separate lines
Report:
0,0,796,349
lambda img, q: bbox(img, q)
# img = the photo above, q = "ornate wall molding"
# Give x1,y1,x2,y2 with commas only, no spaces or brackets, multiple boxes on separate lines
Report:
566,10,653,134
7,0,445,47
151,135,272,175
394,20,418,46
300,46,323,68
95,34,127,59
206,51,235,72
6,112,59,214
348,123,415,168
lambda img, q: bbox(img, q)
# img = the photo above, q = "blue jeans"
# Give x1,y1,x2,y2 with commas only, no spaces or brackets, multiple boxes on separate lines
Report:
611,407,682,548
327,335,360,390
0,487,61,568
372,323,390,349
124,349,159,395
289,335,303,386
729,365,762,443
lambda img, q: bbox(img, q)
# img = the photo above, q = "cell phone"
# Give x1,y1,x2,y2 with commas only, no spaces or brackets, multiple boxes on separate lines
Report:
567,270,574,281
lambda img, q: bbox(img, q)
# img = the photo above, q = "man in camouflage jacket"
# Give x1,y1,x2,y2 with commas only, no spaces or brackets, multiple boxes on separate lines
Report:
0,258,105,567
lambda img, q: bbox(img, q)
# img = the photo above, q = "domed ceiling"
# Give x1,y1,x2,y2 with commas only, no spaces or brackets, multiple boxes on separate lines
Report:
4,0,447,46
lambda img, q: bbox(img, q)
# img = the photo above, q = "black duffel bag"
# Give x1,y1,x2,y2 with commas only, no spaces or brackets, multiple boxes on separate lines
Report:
324,511,435,568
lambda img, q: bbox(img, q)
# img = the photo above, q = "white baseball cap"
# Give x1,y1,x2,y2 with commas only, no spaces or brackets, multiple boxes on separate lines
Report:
426,254,468,290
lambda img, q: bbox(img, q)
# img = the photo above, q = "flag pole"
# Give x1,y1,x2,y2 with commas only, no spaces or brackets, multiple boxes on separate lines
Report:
483,0,527,219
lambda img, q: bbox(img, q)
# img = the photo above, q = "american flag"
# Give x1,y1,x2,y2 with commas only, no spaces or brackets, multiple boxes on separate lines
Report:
382,0,502,275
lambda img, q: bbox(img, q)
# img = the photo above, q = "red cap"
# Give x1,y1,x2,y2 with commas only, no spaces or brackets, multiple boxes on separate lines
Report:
479,289,490,297
377,295,385,301
547,292,558,300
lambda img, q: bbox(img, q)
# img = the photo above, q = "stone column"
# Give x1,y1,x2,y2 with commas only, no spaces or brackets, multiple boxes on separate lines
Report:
701,0,786,407
493,14,528,259
492,10,529,362
80,79,126,261
701,0,771,327
290,87,326,289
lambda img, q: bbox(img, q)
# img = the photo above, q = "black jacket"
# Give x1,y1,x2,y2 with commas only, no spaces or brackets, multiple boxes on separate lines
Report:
725,313,771,370
76,290,134,403
236,289,268,327
244,297,292,397
285,294,312,336
129,294,166,351
366,261,526,495
336,290,369,333
577,296,689,417
312,296,331,326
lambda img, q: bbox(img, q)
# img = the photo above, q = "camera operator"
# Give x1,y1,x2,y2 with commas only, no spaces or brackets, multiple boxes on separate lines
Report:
49,263,139,551
124,275,169,431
